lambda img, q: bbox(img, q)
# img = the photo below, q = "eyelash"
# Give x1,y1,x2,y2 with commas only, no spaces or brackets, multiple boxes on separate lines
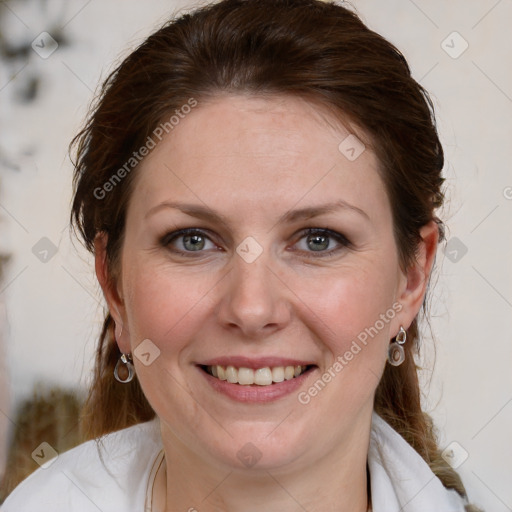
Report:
160,228,352,258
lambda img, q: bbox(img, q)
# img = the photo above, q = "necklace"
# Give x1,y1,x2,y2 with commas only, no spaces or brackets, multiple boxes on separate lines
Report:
146,449,165,512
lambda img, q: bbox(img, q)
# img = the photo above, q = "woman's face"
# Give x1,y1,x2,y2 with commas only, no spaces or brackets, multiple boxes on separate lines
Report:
103,94,429,472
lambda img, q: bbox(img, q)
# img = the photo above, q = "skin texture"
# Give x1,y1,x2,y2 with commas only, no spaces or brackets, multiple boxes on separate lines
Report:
95,94,438,512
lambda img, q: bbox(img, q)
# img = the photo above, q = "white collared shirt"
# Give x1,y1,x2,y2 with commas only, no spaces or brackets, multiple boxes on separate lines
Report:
1,412,468,511
368,413,467,511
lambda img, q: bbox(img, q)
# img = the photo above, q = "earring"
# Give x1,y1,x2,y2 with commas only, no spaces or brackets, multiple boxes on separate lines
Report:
114,353,135,383
387,326,407,366
113,318,133,383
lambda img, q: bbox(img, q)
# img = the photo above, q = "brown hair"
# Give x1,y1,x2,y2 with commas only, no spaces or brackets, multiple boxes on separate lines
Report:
70,1,479,509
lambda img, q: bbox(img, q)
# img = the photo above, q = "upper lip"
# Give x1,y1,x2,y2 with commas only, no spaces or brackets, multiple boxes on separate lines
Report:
198,356,316,369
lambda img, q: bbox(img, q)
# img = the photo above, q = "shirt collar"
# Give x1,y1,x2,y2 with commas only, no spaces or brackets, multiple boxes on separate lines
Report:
368,412,467,512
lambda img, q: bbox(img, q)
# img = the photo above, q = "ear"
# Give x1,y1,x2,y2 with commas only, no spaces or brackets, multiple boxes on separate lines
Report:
395,220,439,333
94,232,130,353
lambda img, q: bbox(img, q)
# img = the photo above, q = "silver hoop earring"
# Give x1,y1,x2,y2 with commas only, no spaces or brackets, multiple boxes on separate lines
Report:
114,353,135,383
387,326,407,366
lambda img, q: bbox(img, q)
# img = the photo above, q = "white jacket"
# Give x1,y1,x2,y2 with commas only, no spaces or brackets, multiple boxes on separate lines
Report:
1,412,468,511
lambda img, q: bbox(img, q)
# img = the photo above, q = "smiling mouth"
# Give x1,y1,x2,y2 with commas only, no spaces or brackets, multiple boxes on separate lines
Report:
200,364,315,386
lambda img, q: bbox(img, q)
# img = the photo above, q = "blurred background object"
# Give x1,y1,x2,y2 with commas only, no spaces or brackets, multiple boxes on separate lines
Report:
0,253,11,490
0,386,82,502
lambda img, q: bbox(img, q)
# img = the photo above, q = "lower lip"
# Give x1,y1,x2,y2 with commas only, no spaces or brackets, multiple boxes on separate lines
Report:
198,366,315,403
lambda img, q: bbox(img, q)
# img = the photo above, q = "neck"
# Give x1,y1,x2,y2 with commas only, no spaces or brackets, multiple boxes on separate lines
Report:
153,412,372,512
155,461,369,512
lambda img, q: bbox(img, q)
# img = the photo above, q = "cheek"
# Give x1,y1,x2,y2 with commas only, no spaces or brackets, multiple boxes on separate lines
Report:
292,268,398,416
123,254,399,356
121,261,215,420
121,258,221,356
295,263,399,354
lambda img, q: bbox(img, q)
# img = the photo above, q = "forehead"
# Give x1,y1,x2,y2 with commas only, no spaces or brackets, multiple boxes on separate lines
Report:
128,94,390,227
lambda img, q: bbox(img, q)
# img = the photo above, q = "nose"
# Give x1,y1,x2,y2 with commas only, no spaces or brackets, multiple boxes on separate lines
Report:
215,248,292,339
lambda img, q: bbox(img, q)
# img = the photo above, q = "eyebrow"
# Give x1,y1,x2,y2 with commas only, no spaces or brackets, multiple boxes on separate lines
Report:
145,199,370,225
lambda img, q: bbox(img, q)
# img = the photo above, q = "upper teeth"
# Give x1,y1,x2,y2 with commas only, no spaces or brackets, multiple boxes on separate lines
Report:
208,365,306,386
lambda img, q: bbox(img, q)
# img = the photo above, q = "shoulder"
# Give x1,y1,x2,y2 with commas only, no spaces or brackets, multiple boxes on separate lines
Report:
1,419,162,512
368,412,468,512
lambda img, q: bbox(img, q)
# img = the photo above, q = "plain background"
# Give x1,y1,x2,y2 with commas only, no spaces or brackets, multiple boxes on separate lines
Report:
0,0,511,510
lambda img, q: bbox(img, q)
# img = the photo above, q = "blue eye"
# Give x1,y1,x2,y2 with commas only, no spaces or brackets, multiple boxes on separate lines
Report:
161,227,351,258
293,228,351,257
161,228,217,254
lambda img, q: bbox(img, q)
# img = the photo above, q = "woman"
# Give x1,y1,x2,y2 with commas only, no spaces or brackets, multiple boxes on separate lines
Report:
1,0,482,510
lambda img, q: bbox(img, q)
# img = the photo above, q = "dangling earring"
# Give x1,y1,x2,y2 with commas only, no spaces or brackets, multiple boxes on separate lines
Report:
113,319,134,383
114,353,135,383
387,326,407,366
